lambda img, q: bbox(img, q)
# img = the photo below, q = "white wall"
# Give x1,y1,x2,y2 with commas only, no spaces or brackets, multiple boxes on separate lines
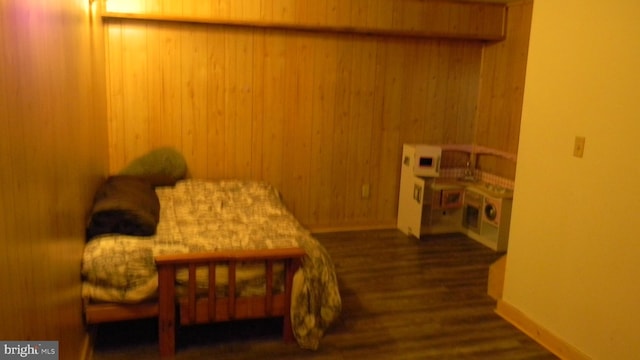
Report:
504,0,640,358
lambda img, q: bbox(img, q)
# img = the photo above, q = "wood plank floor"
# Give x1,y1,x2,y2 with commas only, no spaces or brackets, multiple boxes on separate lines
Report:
91,230,557,359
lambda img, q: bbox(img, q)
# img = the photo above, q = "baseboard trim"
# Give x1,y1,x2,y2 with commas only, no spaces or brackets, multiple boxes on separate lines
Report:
309,223,396,234
496,300,590,360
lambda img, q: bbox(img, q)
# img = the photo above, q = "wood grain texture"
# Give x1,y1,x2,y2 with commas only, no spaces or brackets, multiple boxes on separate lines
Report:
102,0,507,40
103,1,532,230
475,0,533,179
92,230,557,359
0,0,108,356
104,21,484,229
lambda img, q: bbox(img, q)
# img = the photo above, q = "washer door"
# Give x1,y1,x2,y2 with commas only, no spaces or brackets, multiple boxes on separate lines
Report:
484,203,497,221
483,197,502,226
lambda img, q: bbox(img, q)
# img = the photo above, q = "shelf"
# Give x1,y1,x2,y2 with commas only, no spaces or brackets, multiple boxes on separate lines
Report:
99,0,507,41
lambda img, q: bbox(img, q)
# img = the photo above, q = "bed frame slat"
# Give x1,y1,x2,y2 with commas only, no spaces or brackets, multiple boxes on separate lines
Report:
208,263,216,322
228,260,236,319
187,264,197,323
154,247,305,358
266,260,274,315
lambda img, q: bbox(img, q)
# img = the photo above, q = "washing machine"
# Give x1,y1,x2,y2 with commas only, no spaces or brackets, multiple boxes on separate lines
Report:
480,194,512,252
482,196,502,227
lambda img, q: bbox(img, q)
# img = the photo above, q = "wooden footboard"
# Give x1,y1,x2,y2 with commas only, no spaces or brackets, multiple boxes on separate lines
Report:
155,247,305,358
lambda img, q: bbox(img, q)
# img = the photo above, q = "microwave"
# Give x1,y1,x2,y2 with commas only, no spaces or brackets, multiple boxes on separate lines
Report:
402,144,442,177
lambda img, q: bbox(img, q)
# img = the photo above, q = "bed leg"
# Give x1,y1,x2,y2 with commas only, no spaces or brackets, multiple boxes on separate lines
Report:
283,314,295,343
158,266,176,358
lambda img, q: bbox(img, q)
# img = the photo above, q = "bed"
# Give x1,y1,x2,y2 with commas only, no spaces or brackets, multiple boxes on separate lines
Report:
81,177,341,357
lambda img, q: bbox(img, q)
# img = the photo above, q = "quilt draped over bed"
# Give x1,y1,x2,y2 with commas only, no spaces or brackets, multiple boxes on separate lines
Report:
82,179,341,350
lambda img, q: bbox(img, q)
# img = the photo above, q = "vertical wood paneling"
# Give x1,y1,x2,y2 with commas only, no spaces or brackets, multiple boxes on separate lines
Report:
145,22,164,153
105,21,125,167
443,43,465,142
102,1,530,229
404,40,429,143
159,24,183,151
308,34,338,226
282,32,315,219
475,1,532,178
458,44,482,142
295,0,326,25
104,22,484,228
206,25,228,178
122,23,150,161
250,30,266,180
162,0,183,16
345,37,377,221
225,28,255,178
329,35,354,222
212,0,231,19
254,30,286,187
370,38,394,223
263,0,295,23
180,25,209,176
229,0,263,20
423,41,442,142
0,0,108,355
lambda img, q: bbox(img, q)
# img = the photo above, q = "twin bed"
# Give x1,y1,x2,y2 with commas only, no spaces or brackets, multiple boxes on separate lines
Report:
81,176,341,357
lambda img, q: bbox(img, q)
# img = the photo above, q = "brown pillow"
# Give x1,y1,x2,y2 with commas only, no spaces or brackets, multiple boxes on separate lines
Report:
86,176,160,240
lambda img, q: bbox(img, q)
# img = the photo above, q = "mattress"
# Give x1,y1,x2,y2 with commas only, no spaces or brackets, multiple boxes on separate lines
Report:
81,179,341,349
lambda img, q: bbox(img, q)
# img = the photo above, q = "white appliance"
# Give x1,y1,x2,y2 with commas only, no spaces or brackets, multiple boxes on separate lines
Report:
479,195,512,252
463,188,513,252
401,144,442,177
397,144,460,237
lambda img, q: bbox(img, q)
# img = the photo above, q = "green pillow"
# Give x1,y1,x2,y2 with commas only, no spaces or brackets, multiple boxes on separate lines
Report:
119,147,187,186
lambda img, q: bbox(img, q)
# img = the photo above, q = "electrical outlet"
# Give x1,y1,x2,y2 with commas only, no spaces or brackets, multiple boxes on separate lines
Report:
361,184,370,199
573,136,586,158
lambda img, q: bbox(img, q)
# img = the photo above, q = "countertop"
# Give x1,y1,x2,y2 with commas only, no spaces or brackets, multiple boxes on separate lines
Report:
432,178,514,199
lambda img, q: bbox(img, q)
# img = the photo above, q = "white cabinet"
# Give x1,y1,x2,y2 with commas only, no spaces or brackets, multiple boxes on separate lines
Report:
397,170,428,237
396,147,464,237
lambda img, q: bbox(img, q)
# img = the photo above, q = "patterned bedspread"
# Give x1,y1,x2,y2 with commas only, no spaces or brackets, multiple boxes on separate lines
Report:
82,179,341,349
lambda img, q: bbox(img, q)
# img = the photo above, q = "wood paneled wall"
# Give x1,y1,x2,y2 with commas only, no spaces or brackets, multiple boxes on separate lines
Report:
104,0,532,230
475,0,533,179
0,0,108,356
105,20,483,229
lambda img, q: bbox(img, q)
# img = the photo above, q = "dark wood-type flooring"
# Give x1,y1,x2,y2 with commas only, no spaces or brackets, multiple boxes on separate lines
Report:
91,230,557,359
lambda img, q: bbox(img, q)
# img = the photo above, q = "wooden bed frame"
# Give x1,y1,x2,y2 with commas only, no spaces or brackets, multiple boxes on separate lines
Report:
84,247,306,358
